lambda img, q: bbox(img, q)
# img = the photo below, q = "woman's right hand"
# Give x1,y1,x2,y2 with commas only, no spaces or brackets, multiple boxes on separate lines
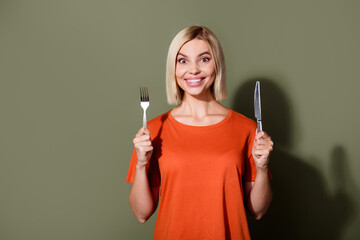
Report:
133,127,153,168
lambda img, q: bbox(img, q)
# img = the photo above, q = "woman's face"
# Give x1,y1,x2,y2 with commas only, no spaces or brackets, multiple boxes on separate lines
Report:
175,38,216,99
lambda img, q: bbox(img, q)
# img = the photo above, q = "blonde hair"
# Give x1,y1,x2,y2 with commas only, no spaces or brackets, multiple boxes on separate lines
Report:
166,25,227,105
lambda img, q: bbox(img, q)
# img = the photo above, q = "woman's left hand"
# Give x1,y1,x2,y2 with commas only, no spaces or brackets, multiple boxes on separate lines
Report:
252,131,274,170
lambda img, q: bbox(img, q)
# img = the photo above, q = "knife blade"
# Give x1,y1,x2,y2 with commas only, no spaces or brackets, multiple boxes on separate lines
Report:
254,81,263,133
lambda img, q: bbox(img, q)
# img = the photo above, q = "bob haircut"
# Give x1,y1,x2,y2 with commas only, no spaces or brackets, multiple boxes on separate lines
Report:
166,25,227,105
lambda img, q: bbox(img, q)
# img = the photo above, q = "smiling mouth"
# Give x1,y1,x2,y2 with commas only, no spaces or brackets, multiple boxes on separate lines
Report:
184,78,205,87
185,78,205,83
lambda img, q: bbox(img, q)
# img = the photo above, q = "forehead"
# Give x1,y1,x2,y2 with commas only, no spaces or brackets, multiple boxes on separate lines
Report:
178,38,211,55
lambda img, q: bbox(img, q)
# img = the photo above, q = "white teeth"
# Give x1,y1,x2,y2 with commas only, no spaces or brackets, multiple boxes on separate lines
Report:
187,79,202,83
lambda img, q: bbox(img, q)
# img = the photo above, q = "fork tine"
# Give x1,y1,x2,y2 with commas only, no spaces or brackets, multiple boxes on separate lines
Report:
140,86,149,101
145,87,149,101
140,86,144,101
140,86,149,128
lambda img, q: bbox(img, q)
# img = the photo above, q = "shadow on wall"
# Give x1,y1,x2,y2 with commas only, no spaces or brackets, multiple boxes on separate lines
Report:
232,78,356,240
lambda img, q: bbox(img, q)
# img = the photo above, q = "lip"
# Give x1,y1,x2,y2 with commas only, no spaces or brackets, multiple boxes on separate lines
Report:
184,77,205,87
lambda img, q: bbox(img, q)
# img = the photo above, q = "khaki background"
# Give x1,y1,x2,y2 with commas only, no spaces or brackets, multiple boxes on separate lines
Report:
1,0,359,239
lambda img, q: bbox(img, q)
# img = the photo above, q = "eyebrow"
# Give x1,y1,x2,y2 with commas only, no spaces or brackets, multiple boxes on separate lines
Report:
177,51,211,58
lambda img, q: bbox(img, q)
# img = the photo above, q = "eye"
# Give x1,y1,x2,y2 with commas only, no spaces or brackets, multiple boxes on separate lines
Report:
177,58,187,64
200,57,211,62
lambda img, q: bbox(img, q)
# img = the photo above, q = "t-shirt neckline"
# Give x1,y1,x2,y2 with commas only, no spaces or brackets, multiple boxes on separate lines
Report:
168,108,233,129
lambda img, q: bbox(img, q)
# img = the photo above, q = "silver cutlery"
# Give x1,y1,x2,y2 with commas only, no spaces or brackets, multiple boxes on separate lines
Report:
254,81,262,133
140,87,150,129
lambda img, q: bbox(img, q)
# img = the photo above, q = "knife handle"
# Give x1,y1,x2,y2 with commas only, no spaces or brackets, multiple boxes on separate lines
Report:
257,121,263,133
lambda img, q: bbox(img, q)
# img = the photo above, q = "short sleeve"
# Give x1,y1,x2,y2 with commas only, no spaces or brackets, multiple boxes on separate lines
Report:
125,148,137,183
244,126,257,182
126,148,161,188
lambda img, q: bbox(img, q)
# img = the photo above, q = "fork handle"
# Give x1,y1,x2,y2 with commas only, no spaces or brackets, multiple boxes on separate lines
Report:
143,110,147,129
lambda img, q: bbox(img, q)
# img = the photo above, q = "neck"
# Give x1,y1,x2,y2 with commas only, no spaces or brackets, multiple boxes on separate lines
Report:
177,92,222,118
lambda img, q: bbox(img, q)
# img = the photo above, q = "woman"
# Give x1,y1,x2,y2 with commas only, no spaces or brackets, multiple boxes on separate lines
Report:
126,25,273,240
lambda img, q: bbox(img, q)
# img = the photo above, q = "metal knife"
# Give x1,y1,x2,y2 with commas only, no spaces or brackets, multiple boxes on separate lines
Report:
254,81,263,133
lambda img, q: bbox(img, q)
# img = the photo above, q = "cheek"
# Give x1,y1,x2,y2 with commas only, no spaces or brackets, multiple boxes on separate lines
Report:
205,64,216,80
199,61,215,76
175,65,186,78
175,67,183,86
208,63,216,75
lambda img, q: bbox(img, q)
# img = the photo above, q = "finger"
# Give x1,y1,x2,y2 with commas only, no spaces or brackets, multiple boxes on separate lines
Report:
135,127,150,137
254,140,273,149
135,127,145,136
255,132,272,143
255,138,273,146
254,144,273,152
134,140,152,148
143,128,150,135
137,146,154,154
133,134,151,144
256,130,272,138
261,131,270,138
134,136,152,148
255,130,265,140
253,149,271,158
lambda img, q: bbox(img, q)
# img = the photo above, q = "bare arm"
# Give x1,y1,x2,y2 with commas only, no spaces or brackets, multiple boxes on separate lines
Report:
245,131,273,220
128,127,159,223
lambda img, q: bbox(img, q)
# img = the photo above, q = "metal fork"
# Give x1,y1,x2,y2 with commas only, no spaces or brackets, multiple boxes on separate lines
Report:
140,87,150,129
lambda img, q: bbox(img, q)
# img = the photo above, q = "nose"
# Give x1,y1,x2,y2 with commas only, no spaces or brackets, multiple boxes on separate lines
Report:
189,62,200,74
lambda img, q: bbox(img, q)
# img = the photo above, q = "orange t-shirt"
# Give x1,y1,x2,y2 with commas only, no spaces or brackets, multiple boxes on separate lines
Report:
126,109,258,240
